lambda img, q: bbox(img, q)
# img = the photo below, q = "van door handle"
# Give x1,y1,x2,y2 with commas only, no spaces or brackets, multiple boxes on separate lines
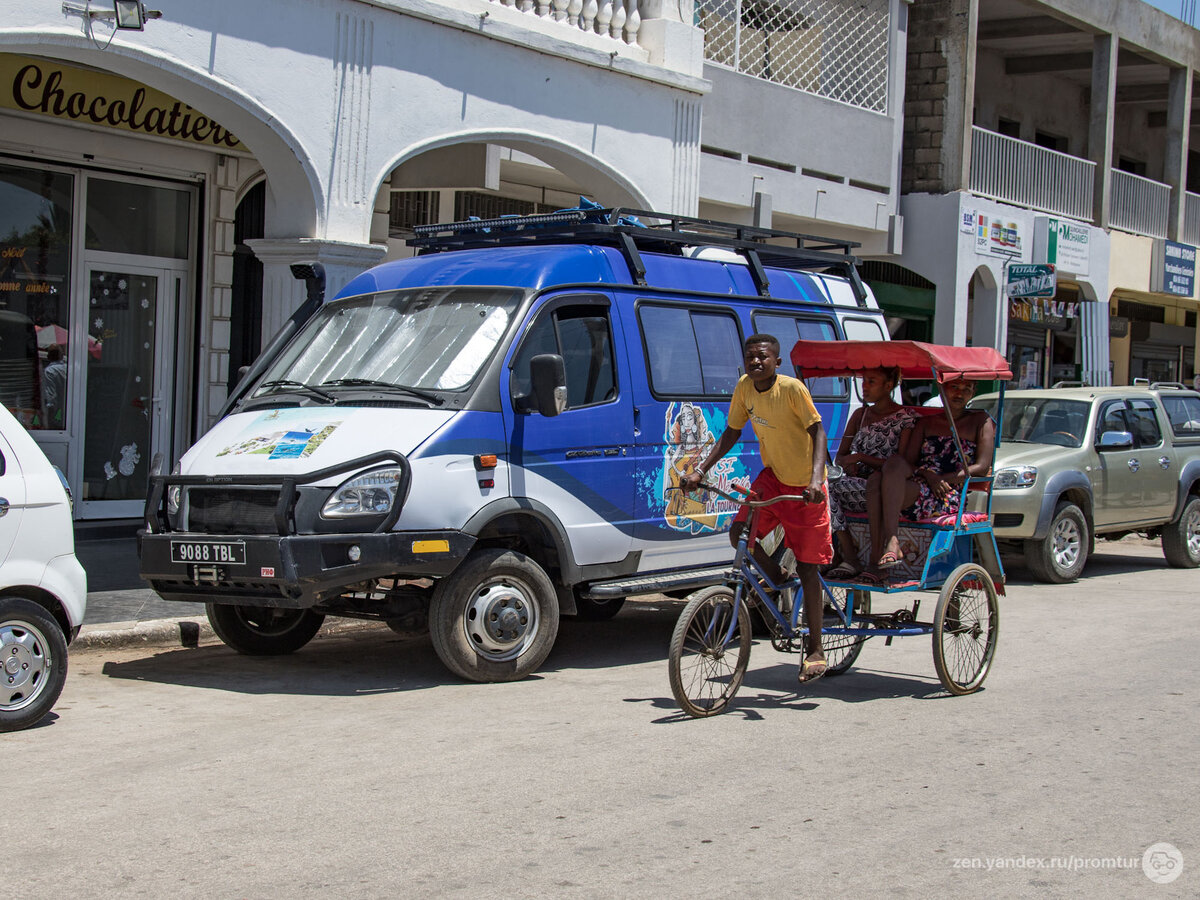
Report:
633,406,641,437
0,498,8,517
1127,458,1140,472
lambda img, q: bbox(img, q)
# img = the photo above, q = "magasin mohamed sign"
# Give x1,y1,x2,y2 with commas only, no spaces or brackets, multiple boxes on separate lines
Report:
2,54,245,152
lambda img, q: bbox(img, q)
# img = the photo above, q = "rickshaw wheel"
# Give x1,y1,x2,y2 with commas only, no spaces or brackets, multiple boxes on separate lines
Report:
668,586,753,717
932,564,999,695
807,586,870,676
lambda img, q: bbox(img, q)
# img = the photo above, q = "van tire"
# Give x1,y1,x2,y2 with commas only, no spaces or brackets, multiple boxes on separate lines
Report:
430,548,559,682
1024,502,1088,583
1162,495,1200,568
206,604,325,655
0,597,69,733
570,594,626,621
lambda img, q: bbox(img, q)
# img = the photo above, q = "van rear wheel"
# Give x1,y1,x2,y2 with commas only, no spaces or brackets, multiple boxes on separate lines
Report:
206,604,325,655
430,548,559,682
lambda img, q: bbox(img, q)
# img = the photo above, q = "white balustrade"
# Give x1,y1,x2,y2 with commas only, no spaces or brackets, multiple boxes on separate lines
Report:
1110,169,1171,240
1184,192,1200,246
483,0,643,46
969,126,1094,221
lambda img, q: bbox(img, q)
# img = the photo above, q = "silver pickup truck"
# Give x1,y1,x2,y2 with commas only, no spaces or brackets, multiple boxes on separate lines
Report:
970,384,1200,582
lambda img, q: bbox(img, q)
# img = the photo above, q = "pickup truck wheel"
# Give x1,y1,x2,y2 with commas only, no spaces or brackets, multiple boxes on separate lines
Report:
0,598,68,733
430,549,559,682
1025,502,1088,583
1162,495,1200,568
206,604,325,655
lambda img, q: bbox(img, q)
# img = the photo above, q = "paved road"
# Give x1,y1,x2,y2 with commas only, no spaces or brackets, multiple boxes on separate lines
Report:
21,541,1197,898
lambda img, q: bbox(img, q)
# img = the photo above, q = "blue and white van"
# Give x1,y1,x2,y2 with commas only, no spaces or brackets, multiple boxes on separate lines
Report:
139,208,889,681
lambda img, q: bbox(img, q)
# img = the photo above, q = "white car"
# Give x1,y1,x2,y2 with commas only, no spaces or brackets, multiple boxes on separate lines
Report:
0,404,87,731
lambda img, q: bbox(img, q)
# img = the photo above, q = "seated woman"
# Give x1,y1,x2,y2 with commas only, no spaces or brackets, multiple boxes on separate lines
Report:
865,377,995,580
825,367,918,579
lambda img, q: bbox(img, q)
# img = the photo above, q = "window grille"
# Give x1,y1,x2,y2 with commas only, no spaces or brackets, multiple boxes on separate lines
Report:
695,0,890,113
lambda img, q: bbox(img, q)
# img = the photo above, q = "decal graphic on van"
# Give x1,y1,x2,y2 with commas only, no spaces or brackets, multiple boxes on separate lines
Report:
216,409,345,459
659,402,748,533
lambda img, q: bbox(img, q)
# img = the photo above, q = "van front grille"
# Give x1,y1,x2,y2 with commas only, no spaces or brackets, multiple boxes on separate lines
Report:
187,488,281,534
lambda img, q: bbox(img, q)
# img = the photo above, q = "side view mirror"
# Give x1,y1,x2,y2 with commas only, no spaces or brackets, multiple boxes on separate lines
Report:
530,354,568,417
1097,430,1134,450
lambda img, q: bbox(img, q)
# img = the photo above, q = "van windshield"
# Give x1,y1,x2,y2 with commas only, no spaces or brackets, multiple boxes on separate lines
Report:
253,286,524,400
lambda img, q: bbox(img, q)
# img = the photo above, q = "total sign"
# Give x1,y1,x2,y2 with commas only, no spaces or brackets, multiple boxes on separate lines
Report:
1034,217,1090,277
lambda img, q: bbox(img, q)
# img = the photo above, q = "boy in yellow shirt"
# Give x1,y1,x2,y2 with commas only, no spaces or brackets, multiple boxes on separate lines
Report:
682,334,833,682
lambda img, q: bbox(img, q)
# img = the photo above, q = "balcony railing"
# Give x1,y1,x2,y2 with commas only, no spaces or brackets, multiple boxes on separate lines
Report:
1110,169,1171,240
969,127,1094,221
487,0,644,44
1182,192,1200,246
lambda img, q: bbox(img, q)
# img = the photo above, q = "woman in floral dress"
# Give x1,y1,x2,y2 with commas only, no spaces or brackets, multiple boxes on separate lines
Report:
825,367,917,579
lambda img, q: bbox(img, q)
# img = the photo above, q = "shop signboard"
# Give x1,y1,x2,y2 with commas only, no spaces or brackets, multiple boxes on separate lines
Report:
967,208,1023,258
1033,217,1090,277
1,55,245,152
1151,240,1196,297
1006,263,1056,298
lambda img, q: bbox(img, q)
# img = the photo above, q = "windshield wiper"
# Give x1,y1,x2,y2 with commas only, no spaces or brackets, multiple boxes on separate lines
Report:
257,379,336,404
320,378,444,406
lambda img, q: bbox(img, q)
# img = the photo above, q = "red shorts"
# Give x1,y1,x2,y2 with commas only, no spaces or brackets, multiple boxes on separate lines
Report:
733,468,833,565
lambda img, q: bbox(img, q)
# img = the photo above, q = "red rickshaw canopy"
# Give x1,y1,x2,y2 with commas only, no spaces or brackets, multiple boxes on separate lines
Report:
790,340,1012,383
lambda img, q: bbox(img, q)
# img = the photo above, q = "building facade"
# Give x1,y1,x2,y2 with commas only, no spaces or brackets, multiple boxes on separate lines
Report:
3,0,909,519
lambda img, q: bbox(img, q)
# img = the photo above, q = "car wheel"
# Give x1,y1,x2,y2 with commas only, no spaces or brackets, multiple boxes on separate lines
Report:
206,604,325,655
1162,495,1200,568
1025,502,1089,583
429,548,559,682
0,598,69,733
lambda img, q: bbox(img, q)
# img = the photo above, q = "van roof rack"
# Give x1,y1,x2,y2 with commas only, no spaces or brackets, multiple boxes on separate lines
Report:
408,207,868,304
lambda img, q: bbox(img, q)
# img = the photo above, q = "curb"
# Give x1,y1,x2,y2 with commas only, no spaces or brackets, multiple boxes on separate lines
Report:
73,616,388,653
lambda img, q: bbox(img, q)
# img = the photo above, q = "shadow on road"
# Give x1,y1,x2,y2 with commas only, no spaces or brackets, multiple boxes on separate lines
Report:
101,600,688,696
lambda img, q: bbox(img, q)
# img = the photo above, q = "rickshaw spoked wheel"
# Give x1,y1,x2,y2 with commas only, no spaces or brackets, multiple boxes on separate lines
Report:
932,563,998,695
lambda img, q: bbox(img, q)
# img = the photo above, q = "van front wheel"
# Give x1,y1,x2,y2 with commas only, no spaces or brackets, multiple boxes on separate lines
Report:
430,548,559,682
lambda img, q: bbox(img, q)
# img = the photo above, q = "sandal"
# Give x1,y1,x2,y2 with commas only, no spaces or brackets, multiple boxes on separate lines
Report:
825,562,861,581
877,550,902,568
798,656,828,684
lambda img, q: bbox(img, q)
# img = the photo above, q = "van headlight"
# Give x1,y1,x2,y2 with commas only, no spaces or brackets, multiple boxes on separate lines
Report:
994,465,1037,489
321,467,404,518
167,462,182,515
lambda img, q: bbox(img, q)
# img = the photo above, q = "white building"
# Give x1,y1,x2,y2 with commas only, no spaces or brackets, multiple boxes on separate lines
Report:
2,0,909,519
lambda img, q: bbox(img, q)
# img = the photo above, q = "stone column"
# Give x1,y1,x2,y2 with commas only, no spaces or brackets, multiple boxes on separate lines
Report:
245,238,388,346
1089,34,1118,229
1165,65,1193,242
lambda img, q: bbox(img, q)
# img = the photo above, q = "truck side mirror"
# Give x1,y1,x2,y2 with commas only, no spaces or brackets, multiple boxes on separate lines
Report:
1097,430,1134,450
530,354,567,417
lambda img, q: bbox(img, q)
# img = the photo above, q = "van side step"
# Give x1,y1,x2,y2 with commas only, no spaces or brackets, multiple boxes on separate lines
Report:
581,566,732,599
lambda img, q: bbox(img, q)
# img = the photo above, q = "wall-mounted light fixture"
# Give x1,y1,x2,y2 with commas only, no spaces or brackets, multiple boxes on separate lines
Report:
63,0,163,32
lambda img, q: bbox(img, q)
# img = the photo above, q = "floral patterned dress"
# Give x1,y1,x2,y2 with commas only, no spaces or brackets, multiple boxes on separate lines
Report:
828,407,919,531
903,434,978,520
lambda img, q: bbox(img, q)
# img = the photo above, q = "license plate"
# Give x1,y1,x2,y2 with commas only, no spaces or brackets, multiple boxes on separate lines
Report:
170,540,246,566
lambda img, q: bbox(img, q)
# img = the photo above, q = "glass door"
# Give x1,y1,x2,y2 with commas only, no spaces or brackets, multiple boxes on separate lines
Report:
74,261,184,518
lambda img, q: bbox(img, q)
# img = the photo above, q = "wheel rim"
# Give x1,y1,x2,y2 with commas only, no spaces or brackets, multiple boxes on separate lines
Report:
939,572,996,691
1051,515,1082,571
820,588,868,673
462,579,539,662
676,595,747,713
234,607,311,637
1186,506,1200,558
0,618,54,713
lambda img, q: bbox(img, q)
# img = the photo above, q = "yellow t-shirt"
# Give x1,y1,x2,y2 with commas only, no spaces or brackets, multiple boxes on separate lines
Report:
728,374,821,487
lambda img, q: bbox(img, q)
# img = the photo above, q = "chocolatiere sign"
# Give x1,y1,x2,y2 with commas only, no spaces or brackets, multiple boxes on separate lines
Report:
2,54,244,151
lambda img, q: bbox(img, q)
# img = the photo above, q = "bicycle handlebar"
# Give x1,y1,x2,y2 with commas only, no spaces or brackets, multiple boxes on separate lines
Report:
666,481,819,508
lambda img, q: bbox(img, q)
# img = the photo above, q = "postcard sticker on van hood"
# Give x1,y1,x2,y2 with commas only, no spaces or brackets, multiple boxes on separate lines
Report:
216,409,345,460
656,402,749,534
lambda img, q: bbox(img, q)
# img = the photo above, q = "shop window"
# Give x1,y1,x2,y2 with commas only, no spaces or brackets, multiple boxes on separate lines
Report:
0,164,73,430
85,178,190,259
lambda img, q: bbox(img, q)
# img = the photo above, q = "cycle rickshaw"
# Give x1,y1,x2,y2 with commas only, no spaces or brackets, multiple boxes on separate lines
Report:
667,340,1012,717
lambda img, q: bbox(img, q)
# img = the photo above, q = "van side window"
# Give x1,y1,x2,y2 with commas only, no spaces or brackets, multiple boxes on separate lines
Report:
638,305,742,397
511,306,617,410
1161,394,1200,436
752,313,847,399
